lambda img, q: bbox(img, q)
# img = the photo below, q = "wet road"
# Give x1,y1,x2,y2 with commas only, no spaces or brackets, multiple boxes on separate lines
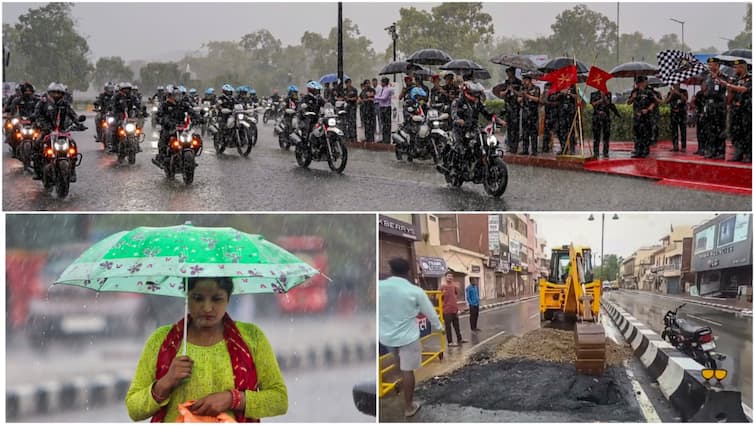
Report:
605,290,753,410
3,118,749,211
14,364,374,423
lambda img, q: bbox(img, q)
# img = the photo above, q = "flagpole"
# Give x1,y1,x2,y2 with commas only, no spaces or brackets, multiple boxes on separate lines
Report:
574,55,585,157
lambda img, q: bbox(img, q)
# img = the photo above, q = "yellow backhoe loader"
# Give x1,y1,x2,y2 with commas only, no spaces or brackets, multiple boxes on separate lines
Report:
539,244,606,376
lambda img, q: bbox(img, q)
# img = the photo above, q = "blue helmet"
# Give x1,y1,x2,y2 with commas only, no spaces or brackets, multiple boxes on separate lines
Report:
178,85,187,94
238,86,249,94
189,88,197,95
205,88,214,95
221,84,234,94
306,80,322,91
287,85,299,93
249,88,256,95
409,87,427,102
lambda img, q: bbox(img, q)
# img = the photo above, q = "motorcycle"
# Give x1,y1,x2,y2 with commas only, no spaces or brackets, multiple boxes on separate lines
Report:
13,117,40,169
114,111,145,165
199,101,213,137
393,104,449,164
39,113,86,198
150,97,160,129
210,104,254,157
661,303,726,369
291,102,348,173
273,100,298,151
437,115,509,197
153,113,203,185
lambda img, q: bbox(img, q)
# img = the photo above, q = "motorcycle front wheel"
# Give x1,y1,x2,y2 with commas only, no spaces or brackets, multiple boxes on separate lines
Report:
56,160,71,198
165,156,176,179
278,133,291,151
263,110,271,124
182,150,195,185
128,139,137,165
237,130,252,157
248,126,258,147
483,157,508,197
326,136,348,173
214,133,226,154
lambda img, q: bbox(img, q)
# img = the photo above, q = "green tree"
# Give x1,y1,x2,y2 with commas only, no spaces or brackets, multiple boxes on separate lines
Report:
4,3,93,90
524,4,617,69
138,62,182,94
92,56,135,89
301,19,378,82
392,3,494,60
728,4,752,49
595,254,621,282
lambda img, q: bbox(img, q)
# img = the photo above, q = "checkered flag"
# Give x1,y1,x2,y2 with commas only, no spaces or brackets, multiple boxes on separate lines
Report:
656,50,708,85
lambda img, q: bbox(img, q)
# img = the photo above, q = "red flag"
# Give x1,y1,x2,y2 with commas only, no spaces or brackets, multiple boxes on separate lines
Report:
586,66,613,94
540,65,578,94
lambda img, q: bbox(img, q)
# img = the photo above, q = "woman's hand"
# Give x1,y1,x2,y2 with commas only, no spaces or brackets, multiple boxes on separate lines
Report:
190,391,233,416
161,355,193,389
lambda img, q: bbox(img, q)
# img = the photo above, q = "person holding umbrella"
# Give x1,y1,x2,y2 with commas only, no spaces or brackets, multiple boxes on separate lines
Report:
126,277,288,422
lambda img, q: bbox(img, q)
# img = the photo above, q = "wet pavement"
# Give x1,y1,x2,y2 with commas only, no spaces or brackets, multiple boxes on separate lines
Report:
3,120,749,211
605,290,753,410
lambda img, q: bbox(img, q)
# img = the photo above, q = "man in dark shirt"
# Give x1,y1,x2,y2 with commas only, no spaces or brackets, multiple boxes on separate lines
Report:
541,83,559,153
627,76,657,158
342,78,359,142
519,75,541,155
493,67,522,154
704,57,729,159
726,59,751,162
664,83,689,152
590,89,620,158
359,80,377,142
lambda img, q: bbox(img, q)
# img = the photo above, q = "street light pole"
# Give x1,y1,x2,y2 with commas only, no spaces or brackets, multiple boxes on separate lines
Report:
670,18,685,50
589,213,619,281
616,2,620,65
386,23,398,83
337,2,343,90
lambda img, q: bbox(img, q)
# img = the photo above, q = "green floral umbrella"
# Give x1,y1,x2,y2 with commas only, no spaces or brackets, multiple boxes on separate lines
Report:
54,222,323,353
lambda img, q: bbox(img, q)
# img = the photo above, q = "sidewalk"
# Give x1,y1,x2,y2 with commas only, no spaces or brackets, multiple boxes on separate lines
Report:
622,289,752,316
459,295,538,316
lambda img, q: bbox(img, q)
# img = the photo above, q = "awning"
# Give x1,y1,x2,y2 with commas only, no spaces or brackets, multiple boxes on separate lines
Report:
418,256,447,278
445,256,468,275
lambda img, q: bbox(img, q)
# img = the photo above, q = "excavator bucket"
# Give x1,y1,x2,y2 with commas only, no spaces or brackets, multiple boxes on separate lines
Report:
574,322,606,376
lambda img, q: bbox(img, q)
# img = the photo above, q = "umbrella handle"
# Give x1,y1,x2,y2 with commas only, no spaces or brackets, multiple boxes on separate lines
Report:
183,277,188,356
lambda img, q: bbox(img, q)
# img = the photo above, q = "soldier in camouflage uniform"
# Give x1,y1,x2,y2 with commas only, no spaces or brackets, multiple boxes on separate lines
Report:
703,57,729,159
627,76,657,158
519,74,541,155
725,59,751,162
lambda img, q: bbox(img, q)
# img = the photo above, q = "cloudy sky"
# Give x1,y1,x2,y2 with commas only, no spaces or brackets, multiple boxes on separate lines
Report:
2,2,748,62
529,212,717,261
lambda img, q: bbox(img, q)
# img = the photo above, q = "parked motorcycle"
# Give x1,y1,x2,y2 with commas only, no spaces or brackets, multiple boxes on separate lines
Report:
393,104,449,163
39,113,86,198
291,102,348,173
273,100,298,151
661,303,726,369
153,113,203,185
114,111,145,165
437,115,509,197
210,104,254,157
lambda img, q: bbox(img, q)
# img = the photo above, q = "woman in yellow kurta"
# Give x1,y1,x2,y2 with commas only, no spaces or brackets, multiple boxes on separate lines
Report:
125,277,288,422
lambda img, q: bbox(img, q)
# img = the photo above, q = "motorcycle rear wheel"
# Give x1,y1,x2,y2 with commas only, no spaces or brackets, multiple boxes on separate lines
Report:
279,134,291,151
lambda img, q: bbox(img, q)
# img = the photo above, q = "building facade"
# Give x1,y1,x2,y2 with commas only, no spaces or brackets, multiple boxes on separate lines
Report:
648,226,693,294
378,214,420,281
691,214,753,298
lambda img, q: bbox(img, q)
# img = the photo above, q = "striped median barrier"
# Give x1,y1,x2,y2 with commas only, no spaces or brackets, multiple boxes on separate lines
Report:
6,341,375,421
602,300,749,422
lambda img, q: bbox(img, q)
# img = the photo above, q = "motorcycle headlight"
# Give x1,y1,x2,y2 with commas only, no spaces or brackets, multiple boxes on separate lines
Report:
107,117,115,124
327,118,337,127
22,128,33,135
125,123,136,133
151,106,158,112
54,140,70,152
11,118,19,125
179,133,192,143
433,120,440,128
487,135,498,147
237,113,245,120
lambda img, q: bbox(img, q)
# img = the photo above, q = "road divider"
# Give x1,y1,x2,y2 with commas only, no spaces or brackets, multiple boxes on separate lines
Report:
602,300,750,422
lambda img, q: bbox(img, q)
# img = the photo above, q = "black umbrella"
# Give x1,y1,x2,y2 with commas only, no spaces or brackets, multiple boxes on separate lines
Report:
470,69,492,80
489,54,539,71
609,61,659,78
713,55,753,68
440,59,485,72
378,61,423,75
406,48,453,65
540,57,589,74
412,67,434,79
647,76,667,88
721,49,751,59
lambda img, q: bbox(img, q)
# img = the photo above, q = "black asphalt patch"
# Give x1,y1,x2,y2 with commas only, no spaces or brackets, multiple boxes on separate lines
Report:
418,357,644,422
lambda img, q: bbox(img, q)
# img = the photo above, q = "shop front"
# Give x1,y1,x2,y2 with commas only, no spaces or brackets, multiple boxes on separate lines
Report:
417,256,447,291
378,214,419,280
692,214,753,298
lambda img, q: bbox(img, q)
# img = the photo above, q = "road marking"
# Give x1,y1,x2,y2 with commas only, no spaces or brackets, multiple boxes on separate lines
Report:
528,312,539,320
686,314,723,327
743,403,753,422
474,329,507,349
624,359,663,422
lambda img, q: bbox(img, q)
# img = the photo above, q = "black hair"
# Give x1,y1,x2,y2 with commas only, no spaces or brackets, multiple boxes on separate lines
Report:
388,257,411,276
187,277,234,298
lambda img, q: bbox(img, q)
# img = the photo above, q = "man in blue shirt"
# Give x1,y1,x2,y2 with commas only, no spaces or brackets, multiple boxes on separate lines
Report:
466,280,481,331
379,257,443,418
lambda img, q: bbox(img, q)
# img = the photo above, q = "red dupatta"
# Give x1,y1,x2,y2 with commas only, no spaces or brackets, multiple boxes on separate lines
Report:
151,313,258,422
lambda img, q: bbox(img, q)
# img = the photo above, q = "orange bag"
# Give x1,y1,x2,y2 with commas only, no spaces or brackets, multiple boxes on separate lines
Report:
176,401,236,423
